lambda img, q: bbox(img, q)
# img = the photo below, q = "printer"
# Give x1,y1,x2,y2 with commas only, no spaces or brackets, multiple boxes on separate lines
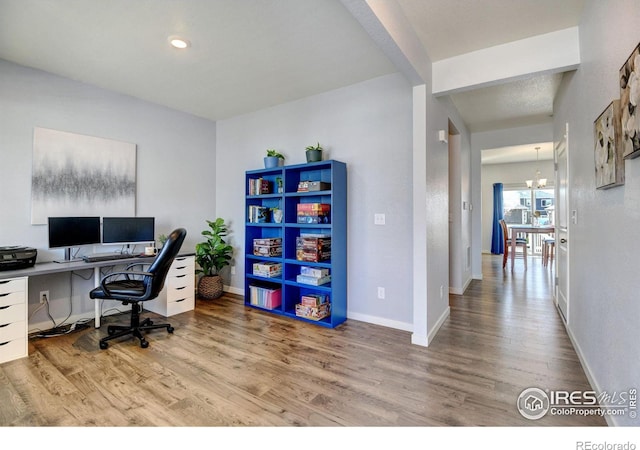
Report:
0,246,37,271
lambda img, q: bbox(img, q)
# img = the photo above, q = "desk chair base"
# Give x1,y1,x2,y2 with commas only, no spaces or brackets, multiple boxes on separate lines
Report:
99,303,174,349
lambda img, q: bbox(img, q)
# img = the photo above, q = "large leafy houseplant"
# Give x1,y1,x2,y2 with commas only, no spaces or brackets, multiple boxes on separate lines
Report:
195,218,233,299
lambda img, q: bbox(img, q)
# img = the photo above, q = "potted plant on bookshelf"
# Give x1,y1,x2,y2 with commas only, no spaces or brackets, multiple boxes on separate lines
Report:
270,207,283,223
195,218,233,300
264,149,285,168
305,142,323,162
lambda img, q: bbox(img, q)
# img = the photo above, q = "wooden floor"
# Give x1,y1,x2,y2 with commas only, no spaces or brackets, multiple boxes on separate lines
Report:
0,254,605,426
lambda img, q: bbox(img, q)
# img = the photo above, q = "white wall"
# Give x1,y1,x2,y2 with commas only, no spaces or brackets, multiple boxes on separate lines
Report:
216,73,414,330
481,160,555,253
0,59,217,330
553,0,640,426
412,85,470,345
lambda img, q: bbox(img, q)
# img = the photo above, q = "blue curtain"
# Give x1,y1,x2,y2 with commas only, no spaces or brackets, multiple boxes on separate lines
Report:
491,183,504,254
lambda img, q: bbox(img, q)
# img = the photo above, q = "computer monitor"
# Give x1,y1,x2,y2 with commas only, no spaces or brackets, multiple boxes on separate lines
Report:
102,217,155,246
48,216,101,262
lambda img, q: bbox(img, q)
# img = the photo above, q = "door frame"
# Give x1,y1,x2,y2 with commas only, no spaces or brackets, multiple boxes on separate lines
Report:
554,123,570,324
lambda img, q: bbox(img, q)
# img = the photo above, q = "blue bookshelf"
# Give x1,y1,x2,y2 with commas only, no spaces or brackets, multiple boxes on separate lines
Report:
244,160,347,328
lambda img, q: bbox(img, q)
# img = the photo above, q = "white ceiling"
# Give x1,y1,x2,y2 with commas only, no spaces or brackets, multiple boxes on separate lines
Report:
0,0,584,162
0,0,397,121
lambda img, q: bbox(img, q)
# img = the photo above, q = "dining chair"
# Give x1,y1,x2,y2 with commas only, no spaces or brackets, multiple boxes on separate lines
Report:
542,238,555,267
499,219,527,269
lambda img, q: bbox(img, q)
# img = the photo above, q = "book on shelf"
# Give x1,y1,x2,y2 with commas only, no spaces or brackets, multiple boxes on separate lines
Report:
248,178,272,195
297,181,331,192
296,203,331,224
300,294,329,307
300,266,329,278
253,262,282,278
296,274,331,286
295,302,331,321
248,205,270,223
297,265,330,286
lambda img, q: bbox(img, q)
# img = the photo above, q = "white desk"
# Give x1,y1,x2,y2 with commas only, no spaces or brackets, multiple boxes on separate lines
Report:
508,225,555,270
0,255,158,328
0,253,195,364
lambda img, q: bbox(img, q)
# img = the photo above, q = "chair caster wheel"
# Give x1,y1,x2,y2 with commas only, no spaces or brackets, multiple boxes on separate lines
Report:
147,320,153,326
167,326,174,333
107,326,116,336
100,342,109,350
140,340,149,348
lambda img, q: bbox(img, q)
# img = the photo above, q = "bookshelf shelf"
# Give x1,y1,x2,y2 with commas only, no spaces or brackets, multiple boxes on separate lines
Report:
244,160,347,328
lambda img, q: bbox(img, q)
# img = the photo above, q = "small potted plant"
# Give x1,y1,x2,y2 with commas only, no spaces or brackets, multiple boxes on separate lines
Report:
305,142,323,162
157,233,169,247
264,149,285,168
270,206,283,223
195,218,233,300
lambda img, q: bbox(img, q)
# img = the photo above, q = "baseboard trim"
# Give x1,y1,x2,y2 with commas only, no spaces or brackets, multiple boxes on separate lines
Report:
450,277,472,295
563,318,616,426
347,311,412,332
428,306,450,345
224,285,244,296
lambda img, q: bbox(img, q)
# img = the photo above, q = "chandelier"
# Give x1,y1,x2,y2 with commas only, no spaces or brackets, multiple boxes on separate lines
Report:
525,147,547,189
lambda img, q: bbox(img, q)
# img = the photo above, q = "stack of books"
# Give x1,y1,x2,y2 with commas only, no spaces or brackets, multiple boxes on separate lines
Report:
296,203,330,224
296,234,331,262
253,261,282,278
253,238,282,257
296,293,330,320
296,266,331,285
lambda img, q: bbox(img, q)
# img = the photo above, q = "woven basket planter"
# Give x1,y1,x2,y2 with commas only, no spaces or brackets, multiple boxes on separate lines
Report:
198,275,223,300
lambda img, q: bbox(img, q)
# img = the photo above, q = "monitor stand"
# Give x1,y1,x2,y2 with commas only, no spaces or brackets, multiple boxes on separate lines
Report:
53,247,83,263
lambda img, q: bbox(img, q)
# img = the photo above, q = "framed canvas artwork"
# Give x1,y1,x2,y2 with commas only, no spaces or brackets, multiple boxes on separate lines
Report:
594,100,624,189
620,43,640,159
31,127,136,224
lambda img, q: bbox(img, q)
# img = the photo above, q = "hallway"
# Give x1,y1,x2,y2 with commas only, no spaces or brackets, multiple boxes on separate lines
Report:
436,253,604,424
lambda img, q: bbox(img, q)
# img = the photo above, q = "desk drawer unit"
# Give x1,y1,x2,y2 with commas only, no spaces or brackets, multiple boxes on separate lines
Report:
0,277,28,364
145,256,195,317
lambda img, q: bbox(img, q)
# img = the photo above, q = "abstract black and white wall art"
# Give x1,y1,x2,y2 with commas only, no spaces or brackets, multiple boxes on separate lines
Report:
594,100,624,189
31,127,136,224
620,43,640,159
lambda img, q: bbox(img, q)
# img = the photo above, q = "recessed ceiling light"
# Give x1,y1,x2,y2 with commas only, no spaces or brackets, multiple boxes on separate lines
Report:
168,36,190,49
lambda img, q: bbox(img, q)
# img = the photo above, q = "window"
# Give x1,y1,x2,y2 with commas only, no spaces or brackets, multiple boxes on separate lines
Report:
503,188,554,225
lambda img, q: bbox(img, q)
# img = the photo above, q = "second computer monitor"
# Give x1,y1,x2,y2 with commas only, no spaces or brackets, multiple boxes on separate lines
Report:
102,217,155,245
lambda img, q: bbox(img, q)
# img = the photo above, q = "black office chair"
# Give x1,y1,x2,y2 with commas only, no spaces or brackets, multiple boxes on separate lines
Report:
90,228,187,349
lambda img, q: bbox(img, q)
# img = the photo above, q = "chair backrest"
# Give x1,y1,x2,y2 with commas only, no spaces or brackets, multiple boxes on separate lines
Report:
145,228,187,298
498,219,508,244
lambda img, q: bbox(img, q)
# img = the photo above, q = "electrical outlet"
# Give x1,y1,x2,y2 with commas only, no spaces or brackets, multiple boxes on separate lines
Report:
40,290,49,304
231,266,236,275
374,213,386,225
377,287,385,299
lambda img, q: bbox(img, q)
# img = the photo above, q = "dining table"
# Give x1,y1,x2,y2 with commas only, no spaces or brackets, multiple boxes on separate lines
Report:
508,224,555,270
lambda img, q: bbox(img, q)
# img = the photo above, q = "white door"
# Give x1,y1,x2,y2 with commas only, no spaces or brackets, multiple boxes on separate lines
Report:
554,123,569,323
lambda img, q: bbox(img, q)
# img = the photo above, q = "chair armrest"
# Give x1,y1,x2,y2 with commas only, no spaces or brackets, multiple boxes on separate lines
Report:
100,271,155,298
124,262,152,271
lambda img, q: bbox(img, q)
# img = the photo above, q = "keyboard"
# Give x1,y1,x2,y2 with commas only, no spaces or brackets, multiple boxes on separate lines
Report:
82,253,133,263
